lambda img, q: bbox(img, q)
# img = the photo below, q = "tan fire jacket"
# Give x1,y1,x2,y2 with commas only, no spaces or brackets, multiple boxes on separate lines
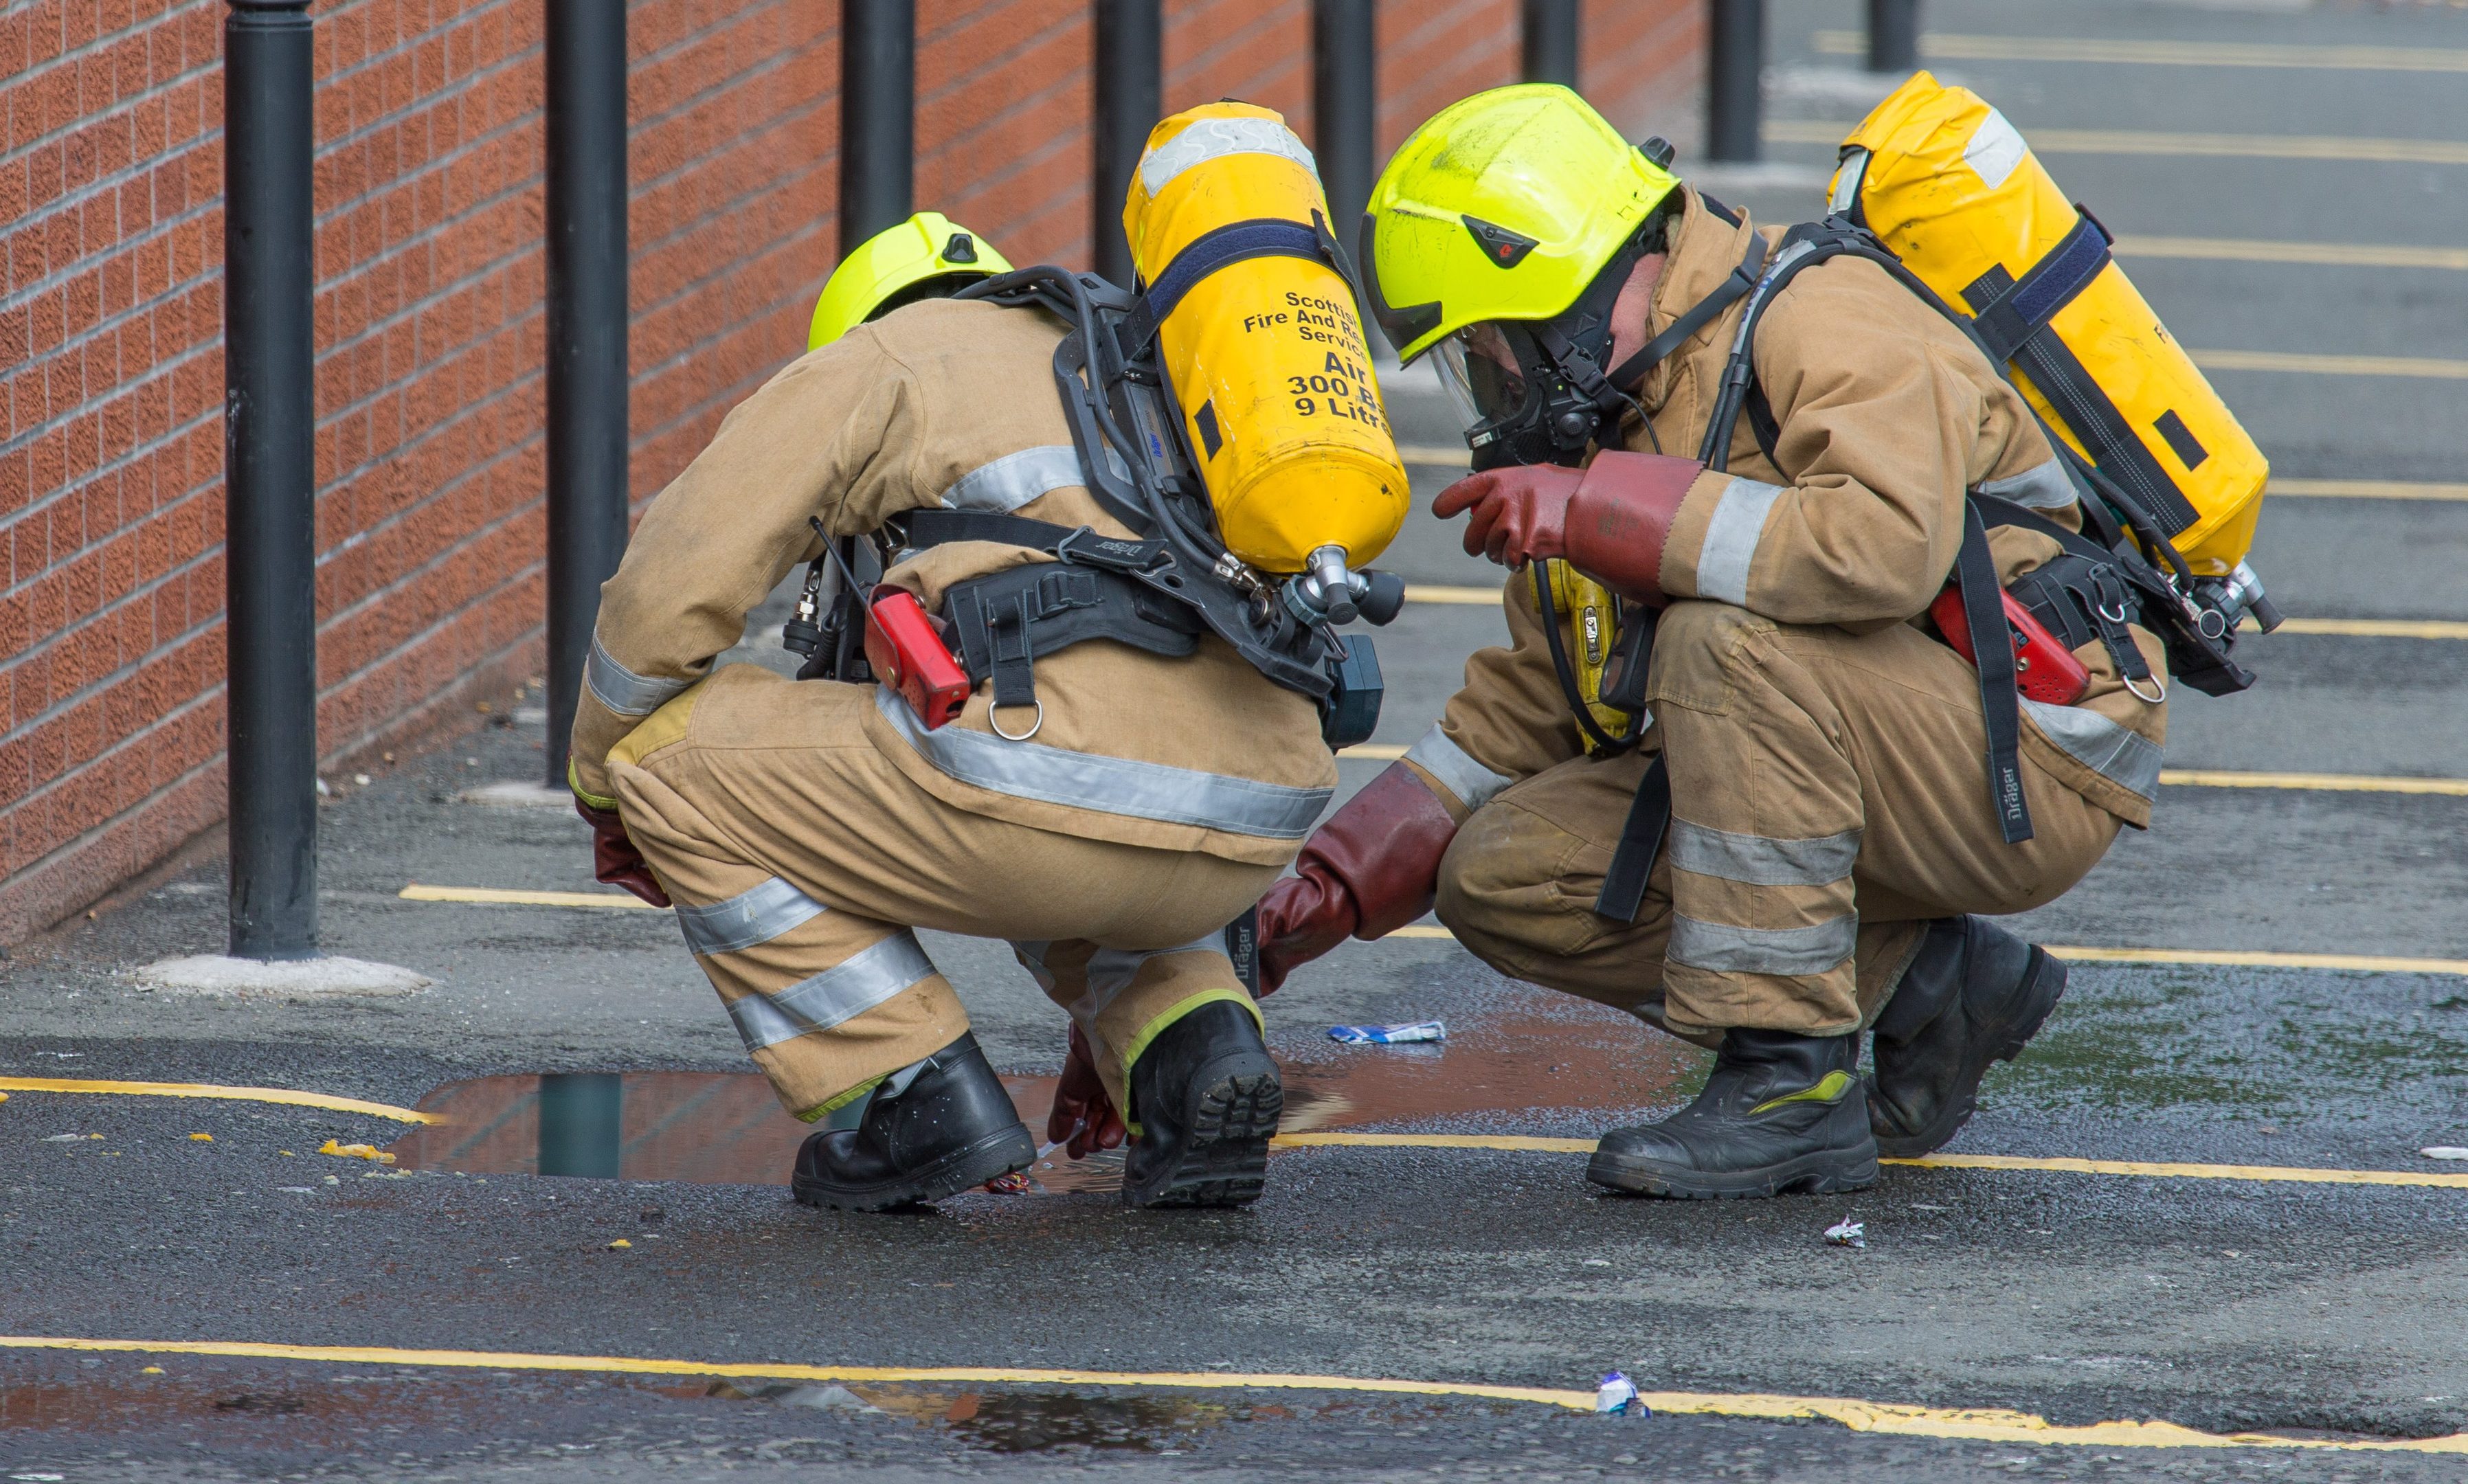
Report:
569,297,1335,867
1416,190,2167,831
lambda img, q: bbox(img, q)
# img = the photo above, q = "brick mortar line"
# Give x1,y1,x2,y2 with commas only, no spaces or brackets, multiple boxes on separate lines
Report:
306,434,544,639
622,225,825,389
0,12,227,175
0,137,224,315
0,355,221,546
317,614,538,767
304,31,544,186
622,49,810,199
0,559,221,753
0,732,222,888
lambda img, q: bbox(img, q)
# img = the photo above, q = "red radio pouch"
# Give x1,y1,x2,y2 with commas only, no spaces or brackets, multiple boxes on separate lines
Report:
1931,585,2091,706
864,589,973,729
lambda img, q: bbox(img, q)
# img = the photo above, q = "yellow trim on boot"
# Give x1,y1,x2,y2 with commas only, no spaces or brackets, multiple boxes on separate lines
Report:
607,684,703,770
1749,1070,1854,1116
800,1075,886,1123
1119,989,1265,1140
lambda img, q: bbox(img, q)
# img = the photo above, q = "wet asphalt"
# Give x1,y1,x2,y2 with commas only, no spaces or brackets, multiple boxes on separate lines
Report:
8,0,2468,1477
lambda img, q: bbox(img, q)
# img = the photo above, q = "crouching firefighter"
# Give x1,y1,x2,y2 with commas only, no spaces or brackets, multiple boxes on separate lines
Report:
569,114,1411,1213
1188,83,2271,1200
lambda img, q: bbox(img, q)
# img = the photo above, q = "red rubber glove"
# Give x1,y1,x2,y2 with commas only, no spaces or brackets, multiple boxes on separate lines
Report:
1256,762,1463,994
1435,453,1705,601
1432,464,1584,568
1047,1022,1127,1160
575,796,671,907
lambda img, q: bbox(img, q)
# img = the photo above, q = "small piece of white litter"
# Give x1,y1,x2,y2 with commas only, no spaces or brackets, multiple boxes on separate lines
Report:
2421,1147,2468,1161
1824,1217,1867,1248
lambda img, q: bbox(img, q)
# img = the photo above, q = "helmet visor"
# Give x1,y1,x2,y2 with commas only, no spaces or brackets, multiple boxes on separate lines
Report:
1433,324,1532,435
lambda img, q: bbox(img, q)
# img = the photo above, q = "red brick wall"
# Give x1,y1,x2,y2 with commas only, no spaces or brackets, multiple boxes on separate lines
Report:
0,0,1698,941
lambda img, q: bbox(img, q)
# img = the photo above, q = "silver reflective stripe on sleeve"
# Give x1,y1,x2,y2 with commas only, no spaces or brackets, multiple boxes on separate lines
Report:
1402,723,1513,812
727,932,939,1052
1138,115,1316,196
941,445,1132,515
1670,913,1859,976
585,635,693,718
2020,697,2164,801
1668,820,1860,888
675,877,827,957
1977,458,2080,510
874,687,1330,837
1693,476,1783,607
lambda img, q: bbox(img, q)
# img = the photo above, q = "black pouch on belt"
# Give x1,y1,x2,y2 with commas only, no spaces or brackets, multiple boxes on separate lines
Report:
942,562,1204,710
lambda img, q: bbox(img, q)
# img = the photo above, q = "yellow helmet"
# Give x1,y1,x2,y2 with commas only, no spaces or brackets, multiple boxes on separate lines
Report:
807,211,1015,350
1360,85,1681,365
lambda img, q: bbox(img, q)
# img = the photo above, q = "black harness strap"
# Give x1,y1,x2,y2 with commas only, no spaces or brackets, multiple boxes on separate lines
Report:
1593,755,1671,923
1604,234,1771,394
1966,212,2111,365
1956,499,2035,844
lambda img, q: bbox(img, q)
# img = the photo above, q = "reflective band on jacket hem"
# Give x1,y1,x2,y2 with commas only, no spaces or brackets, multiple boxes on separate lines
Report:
1013,935,1224,1021
1694,477,1783,607
1669,913,1858,976
941,445,1130,515
1139,116,1316,197
586,636,693,719
675,877,828,957
728,933,939,1052
873,687,1330,838
1668,820,1860,887
1403,723,1514,812
1977,458,2079,510
2020,697,2165,800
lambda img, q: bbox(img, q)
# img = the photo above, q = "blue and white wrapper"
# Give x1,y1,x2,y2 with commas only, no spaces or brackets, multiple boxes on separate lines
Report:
1326,1020,1447,1045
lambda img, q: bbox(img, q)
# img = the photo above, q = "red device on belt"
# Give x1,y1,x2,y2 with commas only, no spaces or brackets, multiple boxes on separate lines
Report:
1931,585,2091,705
864,588,973,729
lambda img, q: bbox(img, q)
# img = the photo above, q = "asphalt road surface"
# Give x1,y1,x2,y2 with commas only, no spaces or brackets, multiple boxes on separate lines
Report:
8,1,2468,1478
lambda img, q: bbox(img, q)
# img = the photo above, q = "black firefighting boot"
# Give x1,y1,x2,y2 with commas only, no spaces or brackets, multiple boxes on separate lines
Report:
1587,1028,1876,1198
1121,1000,1283,1209
1865,916,2067,1157
792,1033,1035,1211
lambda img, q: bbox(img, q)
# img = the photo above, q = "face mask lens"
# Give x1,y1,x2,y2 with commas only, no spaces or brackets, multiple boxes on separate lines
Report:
1435,328,1532,438
1432,338,1484,432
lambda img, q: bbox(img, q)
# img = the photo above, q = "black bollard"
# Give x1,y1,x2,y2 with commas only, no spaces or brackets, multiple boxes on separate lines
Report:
840,0,915,254
543,0,631,789
1521,0,1580,89
1867,0,1920,73
537,1072,625,1178
1092,0,1161,287
1312,0,1376,334
223,0,319,961
1706,0,1764,164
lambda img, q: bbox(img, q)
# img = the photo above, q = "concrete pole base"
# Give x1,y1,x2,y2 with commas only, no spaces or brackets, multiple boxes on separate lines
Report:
131,955,434,998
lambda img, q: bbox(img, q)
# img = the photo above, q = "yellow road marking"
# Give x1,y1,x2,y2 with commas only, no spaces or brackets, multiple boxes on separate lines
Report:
2160,769,2468,796
2192,348,2468,380
2272,617,2468,639
1389,925,2468,975
1402,584,1498,605
1396,443,1471,467
399,883,662,910
0,1336,2458,1451
2115,236,2468,271
1813,29,2468,74
1764,119,2468,167
2274,477,2468,501
0,1078,434,1123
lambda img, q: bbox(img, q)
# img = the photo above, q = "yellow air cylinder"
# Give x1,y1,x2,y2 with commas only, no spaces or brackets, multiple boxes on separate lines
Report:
1123,103,1410,575
1833,74,2267,576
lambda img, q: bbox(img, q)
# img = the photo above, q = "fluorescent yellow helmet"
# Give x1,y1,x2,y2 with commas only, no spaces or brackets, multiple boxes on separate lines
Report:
1360,85,1680,364
807,211,1015,351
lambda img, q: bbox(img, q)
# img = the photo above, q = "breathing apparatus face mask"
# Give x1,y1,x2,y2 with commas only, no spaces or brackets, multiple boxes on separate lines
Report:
1431,237,1649,471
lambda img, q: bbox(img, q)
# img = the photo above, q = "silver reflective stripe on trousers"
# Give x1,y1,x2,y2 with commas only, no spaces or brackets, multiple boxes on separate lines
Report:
1013,935,1223,1021
1977,458,2080,510
1668,820,1860,888
941,445,1131,515
1670,913,1859,976
727,932,939,1052
675,877,828,957
2020,697,2165,801
1138,115,1316,196
586,634,693,718
1693,476,1783,607
874,687,1330,838
1402,723,1513,812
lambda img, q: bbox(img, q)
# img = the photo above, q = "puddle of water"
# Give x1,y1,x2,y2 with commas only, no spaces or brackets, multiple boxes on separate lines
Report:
385,1003,1698,1191
708,1380,1247,1451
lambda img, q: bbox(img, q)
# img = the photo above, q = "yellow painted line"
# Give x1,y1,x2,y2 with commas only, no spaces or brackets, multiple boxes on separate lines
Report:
1813,29,2468,74
1339,743,1409,760
1396,442,1471,467
2272,617,2468,639
2115,236,2468,272
1389,926,2468,975
0,1077,434,1123
2274,477,2468,501
1403,584,1499,606
1391,924,1456,940
0,1336,2458,1452
399,882,662,910
1764,119,2468,167
2161,769,2468,796
2192,348,2468,381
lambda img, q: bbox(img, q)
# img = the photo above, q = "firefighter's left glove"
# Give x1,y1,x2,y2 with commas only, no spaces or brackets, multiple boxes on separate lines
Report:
1433,463,1585,568
1434,451,1705,604
1048,1022,1128,1160
1256,761,1462,994
576,796,671,908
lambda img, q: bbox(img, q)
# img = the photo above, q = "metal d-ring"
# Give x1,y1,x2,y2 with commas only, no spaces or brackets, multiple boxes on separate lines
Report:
2100,598,2131,624
2124,672,2168,704
989,701,1044,742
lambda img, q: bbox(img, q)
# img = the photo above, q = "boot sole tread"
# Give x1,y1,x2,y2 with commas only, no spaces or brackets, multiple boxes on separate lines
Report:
792,1125,1036,1213
1125,1061,1283,1211
1585,1147,1881,1200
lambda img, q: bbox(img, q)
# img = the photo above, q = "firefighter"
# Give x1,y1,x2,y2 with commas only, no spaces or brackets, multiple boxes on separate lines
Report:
567,212,1329,1212
1238,86,2168,1199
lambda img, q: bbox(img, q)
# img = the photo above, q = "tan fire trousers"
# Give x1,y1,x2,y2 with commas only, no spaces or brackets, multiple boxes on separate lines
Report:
1437,601,2124,1042
606,666,1279,1121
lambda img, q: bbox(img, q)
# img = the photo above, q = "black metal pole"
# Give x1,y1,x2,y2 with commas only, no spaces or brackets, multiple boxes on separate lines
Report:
223,0,318,962
840,0,915,255
1313,0,1376,338
543,1,631,791
537,1072,623,1178
1706,0,1764,164
1521,0,1580,89
1867,0,1919,72
1092,0,1160,286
